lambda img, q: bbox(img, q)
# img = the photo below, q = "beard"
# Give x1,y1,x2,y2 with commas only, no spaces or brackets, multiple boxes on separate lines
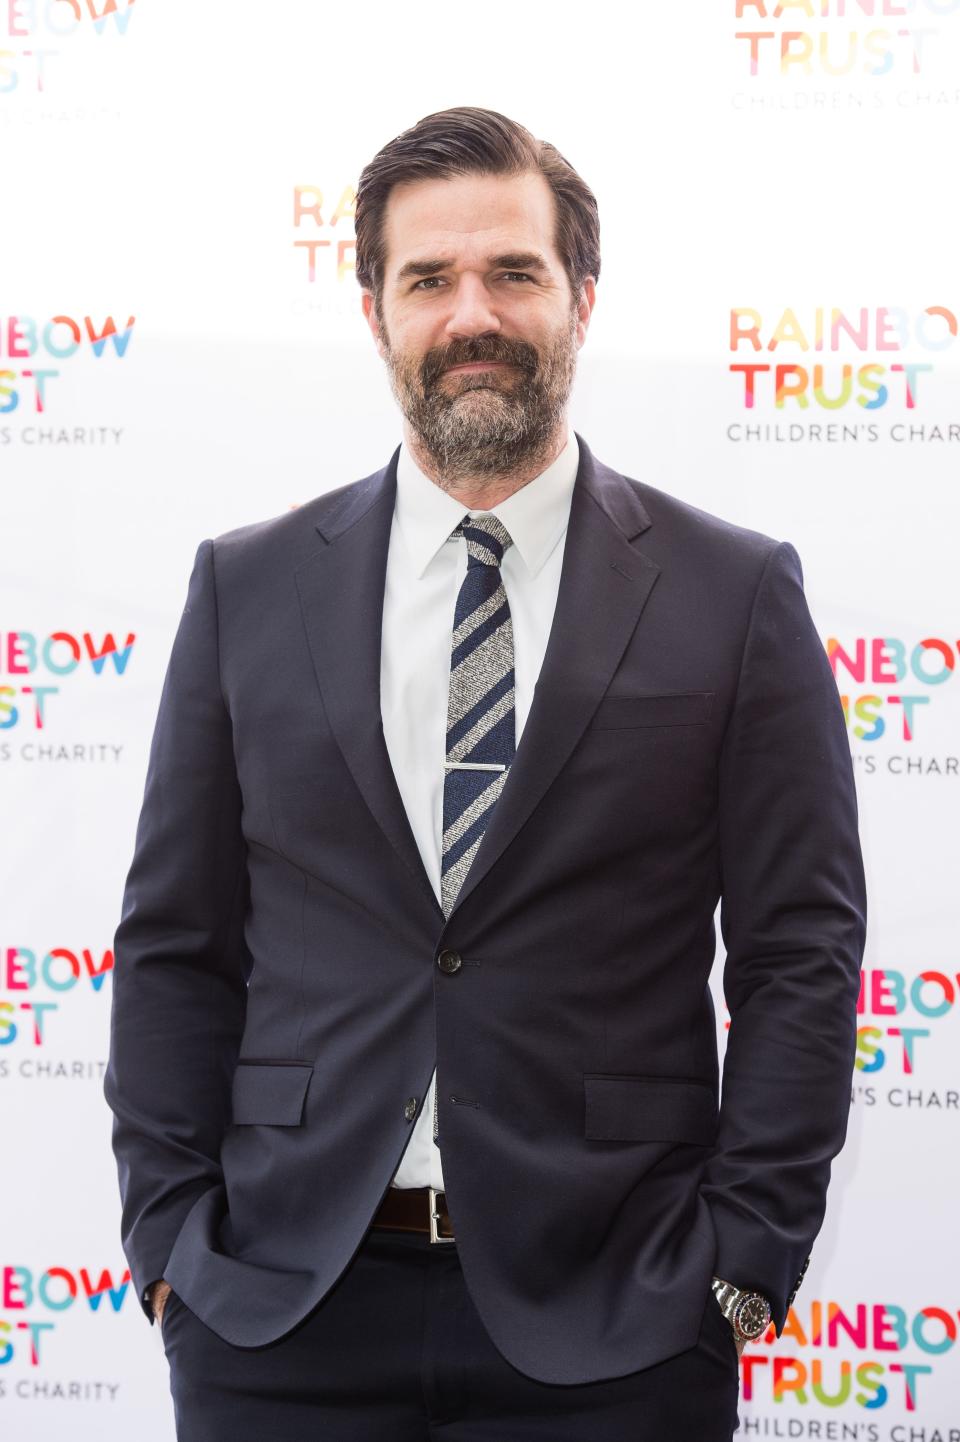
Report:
379,305,579,487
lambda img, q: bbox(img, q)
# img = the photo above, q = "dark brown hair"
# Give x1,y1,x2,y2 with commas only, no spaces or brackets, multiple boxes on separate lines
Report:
354,106,600,312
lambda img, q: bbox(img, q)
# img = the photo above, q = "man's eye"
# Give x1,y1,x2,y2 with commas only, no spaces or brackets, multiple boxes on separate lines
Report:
411,272,533,291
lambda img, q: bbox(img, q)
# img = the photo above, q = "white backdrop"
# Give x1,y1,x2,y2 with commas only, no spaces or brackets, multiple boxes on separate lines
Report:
2,2,959,1437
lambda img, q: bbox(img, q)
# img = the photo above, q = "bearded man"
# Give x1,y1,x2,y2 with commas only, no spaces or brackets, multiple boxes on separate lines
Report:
105,106,866,1442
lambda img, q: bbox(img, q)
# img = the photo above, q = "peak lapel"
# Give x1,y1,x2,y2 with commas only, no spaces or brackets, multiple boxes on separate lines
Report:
446,435,661,921
294,450,444,924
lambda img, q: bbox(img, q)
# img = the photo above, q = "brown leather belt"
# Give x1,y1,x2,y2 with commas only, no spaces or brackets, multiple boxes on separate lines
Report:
371,1186,455,1243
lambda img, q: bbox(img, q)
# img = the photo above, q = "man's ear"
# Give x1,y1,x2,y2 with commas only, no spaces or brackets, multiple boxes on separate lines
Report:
361,291,386,359
574,277,597,349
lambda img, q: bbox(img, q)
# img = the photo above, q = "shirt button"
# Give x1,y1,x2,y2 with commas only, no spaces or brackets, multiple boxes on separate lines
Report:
404,1097,418,1121
437,949,462,974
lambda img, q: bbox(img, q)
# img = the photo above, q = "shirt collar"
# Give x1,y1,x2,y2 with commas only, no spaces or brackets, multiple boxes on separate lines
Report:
395,423,580,580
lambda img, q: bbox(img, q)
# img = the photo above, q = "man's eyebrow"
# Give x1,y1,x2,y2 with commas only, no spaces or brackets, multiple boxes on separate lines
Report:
394,251,553,284
489,252,551,274
395,259,453,283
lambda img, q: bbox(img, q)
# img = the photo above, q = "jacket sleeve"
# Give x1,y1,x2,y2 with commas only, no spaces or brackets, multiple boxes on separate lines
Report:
103,538,249,1324
699,539,867,1334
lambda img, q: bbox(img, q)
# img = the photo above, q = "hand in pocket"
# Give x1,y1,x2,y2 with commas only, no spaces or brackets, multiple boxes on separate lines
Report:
151,1279,174,1328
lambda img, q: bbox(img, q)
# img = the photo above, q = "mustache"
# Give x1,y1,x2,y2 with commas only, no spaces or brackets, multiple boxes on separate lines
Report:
421,336,539,388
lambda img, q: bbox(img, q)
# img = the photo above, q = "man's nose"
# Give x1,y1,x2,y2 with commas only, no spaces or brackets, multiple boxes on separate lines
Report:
444,274,501,338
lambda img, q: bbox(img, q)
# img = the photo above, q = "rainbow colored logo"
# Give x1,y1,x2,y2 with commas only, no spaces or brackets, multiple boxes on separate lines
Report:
1,1264,132,1365
1,1,137,96
292,185,356,285
1,945,113,1047
742,1297,959,1412
730,306,956,411
733,1,953,80
856,967,958,1073
1,314,135,415
827,636,956,741
1,629,136,729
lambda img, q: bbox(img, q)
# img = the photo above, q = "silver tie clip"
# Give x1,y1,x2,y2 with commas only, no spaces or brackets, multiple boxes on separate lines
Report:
444,761,507,772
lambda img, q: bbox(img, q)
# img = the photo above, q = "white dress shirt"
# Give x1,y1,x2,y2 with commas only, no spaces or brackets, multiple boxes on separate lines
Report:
381,423,580,1190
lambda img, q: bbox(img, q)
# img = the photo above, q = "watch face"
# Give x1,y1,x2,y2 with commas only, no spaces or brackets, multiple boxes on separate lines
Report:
734,1293,772,1340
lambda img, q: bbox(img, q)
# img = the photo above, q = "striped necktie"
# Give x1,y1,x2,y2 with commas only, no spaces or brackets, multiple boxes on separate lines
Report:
440,512,516,920
434,512,516,1147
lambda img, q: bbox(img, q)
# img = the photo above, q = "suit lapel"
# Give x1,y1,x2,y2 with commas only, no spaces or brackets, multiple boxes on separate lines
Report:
445,435,661,918
294,449,445,923
293,434,661,930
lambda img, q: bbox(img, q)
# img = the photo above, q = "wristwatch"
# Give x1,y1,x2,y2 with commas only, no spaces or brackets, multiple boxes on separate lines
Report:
711,1276,773,1341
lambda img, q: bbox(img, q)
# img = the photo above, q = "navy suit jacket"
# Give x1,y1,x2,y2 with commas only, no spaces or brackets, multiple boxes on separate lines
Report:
103,434,866,1384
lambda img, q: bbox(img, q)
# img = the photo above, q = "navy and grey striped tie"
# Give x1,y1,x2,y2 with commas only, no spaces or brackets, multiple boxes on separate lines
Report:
440,512,516,919
434,512,515,1147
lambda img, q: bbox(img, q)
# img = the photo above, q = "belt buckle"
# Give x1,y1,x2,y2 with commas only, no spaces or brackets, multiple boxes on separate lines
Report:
428,1186,455,1244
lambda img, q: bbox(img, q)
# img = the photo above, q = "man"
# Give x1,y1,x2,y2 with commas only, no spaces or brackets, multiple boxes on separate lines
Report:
104,107,866,1441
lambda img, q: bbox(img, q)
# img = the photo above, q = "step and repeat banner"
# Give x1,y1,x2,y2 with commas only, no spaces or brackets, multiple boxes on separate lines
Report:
2,2,958,1438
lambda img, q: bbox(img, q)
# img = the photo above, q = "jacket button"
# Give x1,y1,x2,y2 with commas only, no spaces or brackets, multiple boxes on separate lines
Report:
404,1097,418,1121
437,949,462,974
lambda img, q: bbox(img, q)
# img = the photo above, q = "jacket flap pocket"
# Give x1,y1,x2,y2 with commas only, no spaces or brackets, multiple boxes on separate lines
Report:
584,1074,718,1144
589,691,715,729
231,1061,313,1126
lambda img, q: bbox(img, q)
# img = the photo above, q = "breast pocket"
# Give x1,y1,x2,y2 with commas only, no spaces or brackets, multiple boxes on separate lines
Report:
588,691,715,730
583,1074,718,1145
230,1060,314,1126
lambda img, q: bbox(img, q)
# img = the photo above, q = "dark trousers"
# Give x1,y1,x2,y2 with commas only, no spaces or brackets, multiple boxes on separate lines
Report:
161,1226,741,1441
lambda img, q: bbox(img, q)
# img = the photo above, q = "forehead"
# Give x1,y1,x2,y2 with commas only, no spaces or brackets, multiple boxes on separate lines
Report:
382,170,561,280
